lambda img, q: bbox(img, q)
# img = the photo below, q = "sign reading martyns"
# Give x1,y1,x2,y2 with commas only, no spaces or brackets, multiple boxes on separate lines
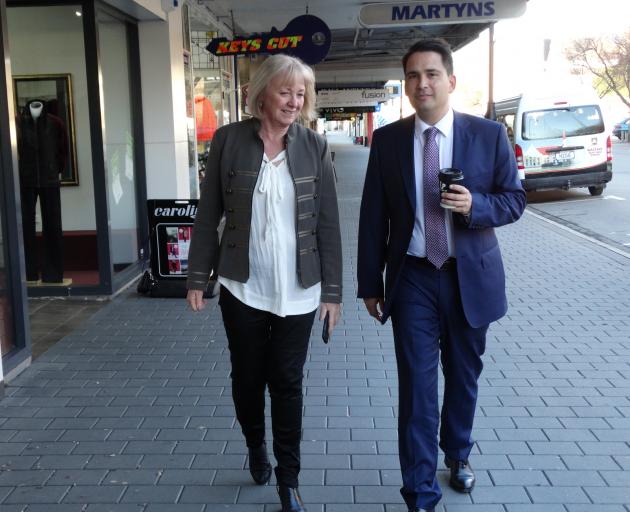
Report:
359,0,527,27
316,89,391,108
206,15,331,65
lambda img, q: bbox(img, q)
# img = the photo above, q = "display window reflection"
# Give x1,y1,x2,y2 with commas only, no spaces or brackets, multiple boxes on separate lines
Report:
98,10,139,275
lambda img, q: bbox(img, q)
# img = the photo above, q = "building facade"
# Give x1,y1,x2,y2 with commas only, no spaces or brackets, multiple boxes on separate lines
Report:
0,0,238,381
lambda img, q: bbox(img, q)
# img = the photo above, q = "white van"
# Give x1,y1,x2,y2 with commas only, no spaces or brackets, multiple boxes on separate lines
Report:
493,92,612,195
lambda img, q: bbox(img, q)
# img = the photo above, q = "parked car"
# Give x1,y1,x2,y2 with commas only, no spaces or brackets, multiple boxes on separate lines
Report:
612,117,630,140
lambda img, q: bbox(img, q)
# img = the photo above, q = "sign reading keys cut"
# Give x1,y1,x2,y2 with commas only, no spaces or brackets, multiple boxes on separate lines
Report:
206,14,331,65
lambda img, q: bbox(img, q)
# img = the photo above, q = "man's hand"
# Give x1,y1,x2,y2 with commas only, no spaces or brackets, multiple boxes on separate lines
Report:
187,289,206,312
320,302,341,338
363,297,385,322
442,184,472,214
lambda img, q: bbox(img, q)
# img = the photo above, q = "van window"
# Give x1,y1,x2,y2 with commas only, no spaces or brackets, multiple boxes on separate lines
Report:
497,113,515,144
522,105,604,140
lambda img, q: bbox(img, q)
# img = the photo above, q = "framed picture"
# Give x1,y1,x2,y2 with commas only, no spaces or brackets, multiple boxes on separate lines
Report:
13,73,79,186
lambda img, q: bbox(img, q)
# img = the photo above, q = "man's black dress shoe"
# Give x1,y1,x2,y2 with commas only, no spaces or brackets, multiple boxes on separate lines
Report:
444,456,475,492
277,485,307,512
248,442,272,485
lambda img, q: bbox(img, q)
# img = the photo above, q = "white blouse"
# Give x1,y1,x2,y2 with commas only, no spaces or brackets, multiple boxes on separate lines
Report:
219,150,321,317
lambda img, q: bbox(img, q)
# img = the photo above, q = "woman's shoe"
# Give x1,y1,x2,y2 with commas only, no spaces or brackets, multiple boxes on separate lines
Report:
248,442,272,485
277,485,307,512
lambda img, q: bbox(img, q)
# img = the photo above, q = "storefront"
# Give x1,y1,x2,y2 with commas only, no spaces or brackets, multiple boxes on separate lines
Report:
5,0,150,299
0,0,205,379
188,5,238,181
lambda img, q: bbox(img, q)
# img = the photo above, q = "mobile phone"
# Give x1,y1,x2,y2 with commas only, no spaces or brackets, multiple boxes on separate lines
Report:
322,312,330,344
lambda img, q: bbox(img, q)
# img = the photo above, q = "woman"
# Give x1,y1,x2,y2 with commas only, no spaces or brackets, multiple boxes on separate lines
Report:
186,54,342,512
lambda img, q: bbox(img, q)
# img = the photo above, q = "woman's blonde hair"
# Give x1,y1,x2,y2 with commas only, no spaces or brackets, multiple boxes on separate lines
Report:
247,54,317,122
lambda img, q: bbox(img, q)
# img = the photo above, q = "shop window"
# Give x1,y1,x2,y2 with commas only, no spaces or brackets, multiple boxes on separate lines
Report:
97,10,139,274
8,5,99,287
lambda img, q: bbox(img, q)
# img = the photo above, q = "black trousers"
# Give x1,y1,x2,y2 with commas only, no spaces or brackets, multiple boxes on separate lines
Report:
20,186,64,282
219,286,315,488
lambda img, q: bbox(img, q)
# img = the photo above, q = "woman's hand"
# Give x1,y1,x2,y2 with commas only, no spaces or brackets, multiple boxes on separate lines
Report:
320,302,341,338
187,289,206,312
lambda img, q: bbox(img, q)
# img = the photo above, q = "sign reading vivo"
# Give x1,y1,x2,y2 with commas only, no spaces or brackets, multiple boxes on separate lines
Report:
359,0,527,27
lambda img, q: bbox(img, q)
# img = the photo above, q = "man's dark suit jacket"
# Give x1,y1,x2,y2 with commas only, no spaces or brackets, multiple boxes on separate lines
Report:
357,112,526,328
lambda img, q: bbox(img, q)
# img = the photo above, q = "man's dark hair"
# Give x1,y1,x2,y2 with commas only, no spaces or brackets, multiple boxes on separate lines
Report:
402,38,454,76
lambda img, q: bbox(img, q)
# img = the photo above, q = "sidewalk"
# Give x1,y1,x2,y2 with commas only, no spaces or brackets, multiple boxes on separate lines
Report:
1,134,630,511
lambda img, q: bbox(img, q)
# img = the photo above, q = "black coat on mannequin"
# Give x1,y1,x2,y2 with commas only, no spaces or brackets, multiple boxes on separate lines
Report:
16,99,67,283
17,99,67,187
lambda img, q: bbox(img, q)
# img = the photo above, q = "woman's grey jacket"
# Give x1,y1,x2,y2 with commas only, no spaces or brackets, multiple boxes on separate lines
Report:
186,117,342,304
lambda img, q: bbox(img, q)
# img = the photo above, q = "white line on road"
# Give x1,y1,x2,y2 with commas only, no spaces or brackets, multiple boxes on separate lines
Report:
603,195,626,201
525,210,630,260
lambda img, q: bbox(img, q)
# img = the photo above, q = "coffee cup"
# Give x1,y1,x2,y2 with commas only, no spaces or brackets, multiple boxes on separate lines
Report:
438,168,464,209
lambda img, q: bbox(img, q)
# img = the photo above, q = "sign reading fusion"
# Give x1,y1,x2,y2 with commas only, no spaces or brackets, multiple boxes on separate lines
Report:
206,15,331,65
359,0,527,27
316,89,391,108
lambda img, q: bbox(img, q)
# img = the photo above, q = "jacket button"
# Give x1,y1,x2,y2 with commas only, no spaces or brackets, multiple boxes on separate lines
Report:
312,230,316,235
228,243,236,248
228,224,236,230
229,171,235,176
226,188,233,194
228,208,234,213
312,247,317,252
313,194,318,199
311,212,316,217
314,177,320,182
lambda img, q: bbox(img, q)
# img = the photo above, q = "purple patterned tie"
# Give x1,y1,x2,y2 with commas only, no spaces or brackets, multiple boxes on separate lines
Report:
423,127,448,269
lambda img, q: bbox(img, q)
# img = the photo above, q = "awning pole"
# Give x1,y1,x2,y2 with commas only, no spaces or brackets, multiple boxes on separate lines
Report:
485,23,495,119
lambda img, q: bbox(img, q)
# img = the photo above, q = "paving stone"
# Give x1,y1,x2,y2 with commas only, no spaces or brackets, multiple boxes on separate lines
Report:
47,469,108,485
4,484,69,503
121,484,183,503
0,469,53,486
527,485,590,503
178,484,239,503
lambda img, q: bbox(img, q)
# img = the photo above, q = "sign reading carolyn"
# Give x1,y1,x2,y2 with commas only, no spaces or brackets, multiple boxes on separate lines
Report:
359,0,527,27
206,14,331,65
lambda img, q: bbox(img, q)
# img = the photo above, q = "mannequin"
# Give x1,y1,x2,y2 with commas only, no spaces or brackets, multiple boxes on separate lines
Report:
29,101,43,120
16,98,69,285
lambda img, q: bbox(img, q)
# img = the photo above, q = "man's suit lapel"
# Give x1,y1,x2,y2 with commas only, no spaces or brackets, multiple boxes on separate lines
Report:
397,115,416,211
452,111,472,172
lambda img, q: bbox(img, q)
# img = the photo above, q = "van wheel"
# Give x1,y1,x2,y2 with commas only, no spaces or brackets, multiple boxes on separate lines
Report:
588,185,605,196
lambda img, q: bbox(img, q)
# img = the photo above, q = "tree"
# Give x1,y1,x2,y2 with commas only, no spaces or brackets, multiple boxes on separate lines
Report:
565,30,630,109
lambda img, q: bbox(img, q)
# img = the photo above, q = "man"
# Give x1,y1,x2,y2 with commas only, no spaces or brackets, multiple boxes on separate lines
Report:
357,38,526,512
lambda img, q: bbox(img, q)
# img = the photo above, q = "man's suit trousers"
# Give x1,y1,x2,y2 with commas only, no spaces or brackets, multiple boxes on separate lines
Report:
390,256,488,510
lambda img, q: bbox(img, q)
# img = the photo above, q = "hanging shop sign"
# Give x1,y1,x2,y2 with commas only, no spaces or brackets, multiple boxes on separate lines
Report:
316,89,391,108
206,14,331,65
320,106,378,114
358,0,527,28
324,113,359,121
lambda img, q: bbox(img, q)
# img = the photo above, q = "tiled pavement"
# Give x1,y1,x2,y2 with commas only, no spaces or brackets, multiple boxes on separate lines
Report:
1,132,630,511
